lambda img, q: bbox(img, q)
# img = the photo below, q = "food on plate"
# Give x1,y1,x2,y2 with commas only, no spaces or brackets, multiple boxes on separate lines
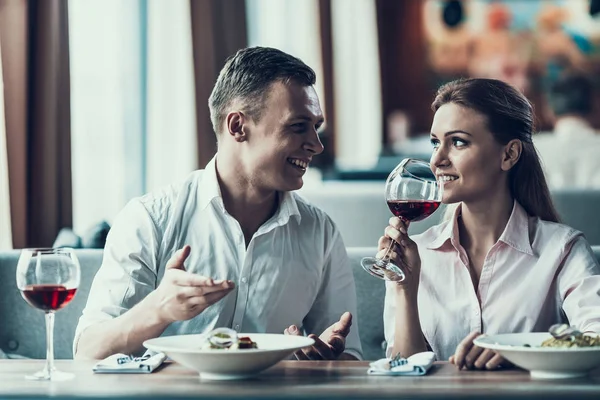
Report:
541,335,600,348
202,327,258,350
232,336,258,349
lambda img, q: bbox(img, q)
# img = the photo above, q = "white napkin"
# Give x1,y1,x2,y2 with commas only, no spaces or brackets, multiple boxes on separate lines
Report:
368,351,435,376
93,351,167,374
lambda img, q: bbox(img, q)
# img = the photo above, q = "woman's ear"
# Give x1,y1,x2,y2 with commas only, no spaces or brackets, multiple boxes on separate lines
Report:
501,139,522,171
225,111,248,142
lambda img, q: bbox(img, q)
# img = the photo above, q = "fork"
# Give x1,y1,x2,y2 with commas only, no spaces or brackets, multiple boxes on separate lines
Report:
549,323,584,341
116,354,151,365
390,352,408,368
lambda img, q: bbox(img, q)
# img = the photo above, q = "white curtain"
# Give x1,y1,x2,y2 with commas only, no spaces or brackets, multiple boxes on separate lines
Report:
0,34,13,249
331,0,382,170
145,0,197,192
69,0,142,234
69,0,197,233
246,0,383,171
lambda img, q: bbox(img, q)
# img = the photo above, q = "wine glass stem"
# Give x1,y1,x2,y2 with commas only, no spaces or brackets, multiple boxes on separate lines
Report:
44,311,56,377
381,240,397,262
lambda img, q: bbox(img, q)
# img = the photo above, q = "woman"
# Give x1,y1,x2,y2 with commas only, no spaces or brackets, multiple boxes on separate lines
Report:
381,78,600,370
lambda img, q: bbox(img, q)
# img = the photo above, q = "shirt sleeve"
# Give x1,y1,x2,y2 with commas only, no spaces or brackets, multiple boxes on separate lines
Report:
72,199,161,355
558,235,600,333
302,228,363,360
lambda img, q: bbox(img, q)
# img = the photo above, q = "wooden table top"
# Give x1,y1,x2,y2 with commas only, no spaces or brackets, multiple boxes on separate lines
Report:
1,360,599,399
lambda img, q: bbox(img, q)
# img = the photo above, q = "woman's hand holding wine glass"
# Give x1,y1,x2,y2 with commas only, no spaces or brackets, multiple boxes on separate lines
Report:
377,216,422,290
361,158,442,281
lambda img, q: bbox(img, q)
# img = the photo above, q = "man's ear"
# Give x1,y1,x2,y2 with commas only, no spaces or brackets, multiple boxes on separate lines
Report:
501,139,522,171
225,111,248,142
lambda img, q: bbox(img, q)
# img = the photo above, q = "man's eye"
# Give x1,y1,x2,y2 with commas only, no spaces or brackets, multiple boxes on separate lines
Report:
291,124,306,132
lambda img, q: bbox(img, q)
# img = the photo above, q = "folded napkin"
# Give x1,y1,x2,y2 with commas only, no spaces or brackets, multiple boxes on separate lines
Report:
368,351,435,376
93,351,167,374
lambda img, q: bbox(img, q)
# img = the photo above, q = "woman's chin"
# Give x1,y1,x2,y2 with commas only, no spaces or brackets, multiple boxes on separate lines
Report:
442,194,460,204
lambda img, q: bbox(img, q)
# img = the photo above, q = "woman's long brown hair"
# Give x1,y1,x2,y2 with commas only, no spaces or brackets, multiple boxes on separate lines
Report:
432,78,560,223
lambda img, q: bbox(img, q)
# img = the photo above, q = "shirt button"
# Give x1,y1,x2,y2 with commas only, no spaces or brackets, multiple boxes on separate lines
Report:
241,277,247,284
234,324,240,331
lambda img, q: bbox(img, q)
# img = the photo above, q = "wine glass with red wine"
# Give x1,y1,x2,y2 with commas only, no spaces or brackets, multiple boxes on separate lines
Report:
16,248,80,381
361,158,442,281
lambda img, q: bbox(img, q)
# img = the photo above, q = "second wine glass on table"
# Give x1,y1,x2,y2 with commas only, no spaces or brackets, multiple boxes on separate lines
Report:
361,158,443,282
16,248,80,381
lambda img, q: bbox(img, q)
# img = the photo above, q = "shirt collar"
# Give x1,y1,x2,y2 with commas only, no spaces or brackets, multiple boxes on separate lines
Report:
198,156,223,211
498,201,534,256
426,200,534,256
197,155,301,225
426,204,459,250
273,191,301,226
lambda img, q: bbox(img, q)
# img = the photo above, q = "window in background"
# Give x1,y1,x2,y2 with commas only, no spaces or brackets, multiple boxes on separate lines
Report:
145,0,197,193
246,0,326,113
331,0,382,169
69,0,197,234
0,35,13,249
245,0,382,171
245,0,326,184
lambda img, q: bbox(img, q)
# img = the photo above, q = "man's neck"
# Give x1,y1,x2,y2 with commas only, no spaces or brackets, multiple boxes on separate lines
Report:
215,154,280,244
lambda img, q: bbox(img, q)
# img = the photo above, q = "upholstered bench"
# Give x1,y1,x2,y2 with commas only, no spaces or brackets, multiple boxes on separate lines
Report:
1,247,599,360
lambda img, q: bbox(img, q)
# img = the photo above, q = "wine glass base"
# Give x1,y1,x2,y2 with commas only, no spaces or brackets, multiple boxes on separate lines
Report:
26,369,74,381
360,257,405,282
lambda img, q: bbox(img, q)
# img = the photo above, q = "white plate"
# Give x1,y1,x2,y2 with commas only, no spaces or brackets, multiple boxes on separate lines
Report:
474,332,600,379
144,333,314,380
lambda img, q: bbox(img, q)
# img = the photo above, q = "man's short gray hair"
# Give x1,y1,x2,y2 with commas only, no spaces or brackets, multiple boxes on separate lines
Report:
208,46,316,136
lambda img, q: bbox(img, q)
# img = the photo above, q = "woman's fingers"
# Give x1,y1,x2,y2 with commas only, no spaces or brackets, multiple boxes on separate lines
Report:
473,349,496,370
377,235,392,251
385,226,404,243
484,353,505,370
453,331,481,369
389,216,410,232
463,345,485,369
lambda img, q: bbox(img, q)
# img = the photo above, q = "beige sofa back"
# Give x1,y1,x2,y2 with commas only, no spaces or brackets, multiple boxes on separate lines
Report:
299,183,600,246
2,246,599,360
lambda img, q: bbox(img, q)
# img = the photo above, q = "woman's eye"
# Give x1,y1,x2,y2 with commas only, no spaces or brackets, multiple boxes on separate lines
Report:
430,139,440,149
453,138,468,147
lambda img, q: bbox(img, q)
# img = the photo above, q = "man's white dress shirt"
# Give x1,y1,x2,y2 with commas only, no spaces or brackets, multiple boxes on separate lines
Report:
74,158,362,359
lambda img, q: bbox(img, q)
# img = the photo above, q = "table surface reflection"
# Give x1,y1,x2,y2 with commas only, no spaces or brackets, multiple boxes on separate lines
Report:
1,360,599,399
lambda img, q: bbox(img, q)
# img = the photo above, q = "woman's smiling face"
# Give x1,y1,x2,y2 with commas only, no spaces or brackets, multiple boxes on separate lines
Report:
429,102,509,204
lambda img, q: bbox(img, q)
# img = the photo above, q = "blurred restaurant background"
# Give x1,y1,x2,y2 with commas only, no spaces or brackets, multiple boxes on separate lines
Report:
1,0,600,250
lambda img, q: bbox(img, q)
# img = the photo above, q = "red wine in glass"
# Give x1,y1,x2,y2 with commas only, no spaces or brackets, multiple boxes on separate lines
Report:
387,200,441,222
21,284,77,311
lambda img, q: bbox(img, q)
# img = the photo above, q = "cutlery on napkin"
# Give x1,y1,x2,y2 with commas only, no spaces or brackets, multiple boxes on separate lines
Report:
368,351,435,376
93,351,167,374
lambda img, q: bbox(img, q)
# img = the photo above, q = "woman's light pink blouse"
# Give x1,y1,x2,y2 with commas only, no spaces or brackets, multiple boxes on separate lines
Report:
384,201,600,361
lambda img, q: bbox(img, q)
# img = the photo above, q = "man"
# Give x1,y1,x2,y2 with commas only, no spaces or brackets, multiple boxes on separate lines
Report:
535,72,600,189
74,47,362,361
